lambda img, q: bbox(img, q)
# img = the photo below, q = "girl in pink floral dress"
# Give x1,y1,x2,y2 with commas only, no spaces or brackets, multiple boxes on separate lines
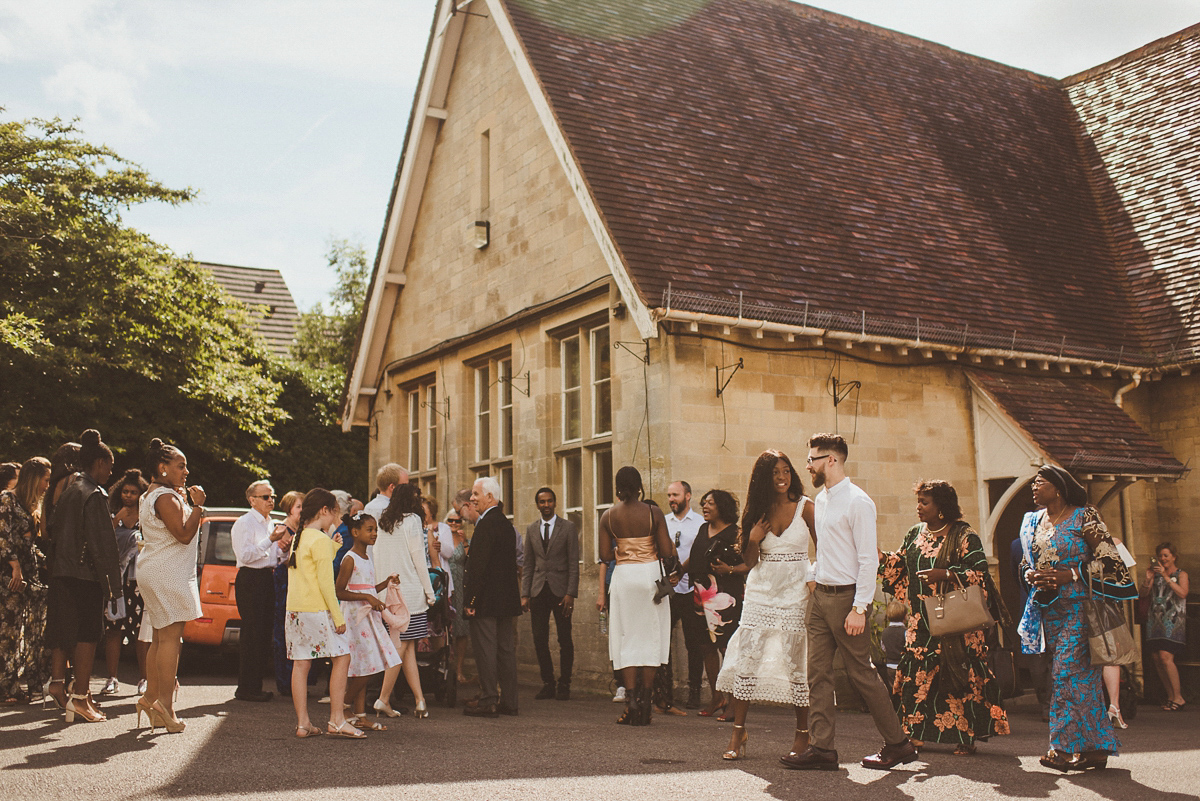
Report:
335,513,401,730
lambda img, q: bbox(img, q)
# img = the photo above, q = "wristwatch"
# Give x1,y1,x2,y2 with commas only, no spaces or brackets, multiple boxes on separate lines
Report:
852,604,866,615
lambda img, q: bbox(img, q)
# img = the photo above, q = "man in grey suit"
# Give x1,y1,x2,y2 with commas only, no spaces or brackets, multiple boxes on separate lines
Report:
522,487,580,701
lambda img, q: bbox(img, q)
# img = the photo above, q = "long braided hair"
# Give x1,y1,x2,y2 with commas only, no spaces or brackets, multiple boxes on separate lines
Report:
288,488,338,568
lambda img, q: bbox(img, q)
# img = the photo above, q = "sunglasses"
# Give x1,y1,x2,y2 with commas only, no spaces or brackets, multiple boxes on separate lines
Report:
447,517,463,524
253,494,276,500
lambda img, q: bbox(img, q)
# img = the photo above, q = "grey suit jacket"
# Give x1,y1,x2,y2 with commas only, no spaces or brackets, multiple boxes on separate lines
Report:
522,515,580,599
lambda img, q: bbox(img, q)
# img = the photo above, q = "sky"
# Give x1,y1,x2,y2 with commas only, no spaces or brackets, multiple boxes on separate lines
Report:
2,0,1198,310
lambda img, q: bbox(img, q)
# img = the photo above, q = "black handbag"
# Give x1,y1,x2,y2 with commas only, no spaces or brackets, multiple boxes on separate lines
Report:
653,558,674,604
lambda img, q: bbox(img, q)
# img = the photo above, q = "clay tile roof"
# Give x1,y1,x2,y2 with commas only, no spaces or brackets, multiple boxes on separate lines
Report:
969,369,1187,478
503,0,1195,364
197,262,300,358
1064,24,1200,360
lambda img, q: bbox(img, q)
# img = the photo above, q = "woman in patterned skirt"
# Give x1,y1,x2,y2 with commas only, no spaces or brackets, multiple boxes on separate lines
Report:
1019,465,1137,772
0,458,51,703
878,480,1009,756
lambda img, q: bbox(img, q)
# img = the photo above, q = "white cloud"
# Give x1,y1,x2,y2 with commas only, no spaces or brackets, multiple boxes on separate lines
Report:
43,60,155,134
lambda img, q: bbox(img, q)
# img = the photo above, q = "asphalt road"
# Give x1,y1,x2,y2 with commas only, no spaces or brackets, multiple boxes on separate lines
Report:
1,659,1196,801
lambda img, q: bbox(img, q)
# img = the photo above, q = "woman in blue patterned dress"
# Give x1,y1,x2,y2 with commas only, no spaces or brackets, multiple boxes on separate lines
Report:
1018,465,1136,772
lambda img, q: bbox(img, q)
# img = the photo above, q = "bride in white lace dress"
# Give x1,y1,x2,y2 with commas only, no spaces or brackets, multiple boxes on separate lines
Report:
715,450,814,762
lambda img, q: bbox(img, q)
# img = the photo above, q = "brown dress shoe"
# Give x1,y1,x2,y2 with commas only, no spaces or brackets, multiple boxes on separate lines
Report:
463,703,499,718
861,739,918,770
779,745,839,771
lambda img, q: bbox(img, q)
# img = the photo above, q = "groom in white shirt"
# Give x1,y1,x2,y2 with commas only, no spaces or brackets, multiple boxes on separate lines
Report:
783,433,915,771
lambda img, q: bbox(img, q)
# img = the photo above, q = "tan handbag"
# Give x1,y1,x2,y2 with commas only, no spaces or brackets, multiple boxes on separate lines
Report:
927,574,996,637
1084,577,1137,666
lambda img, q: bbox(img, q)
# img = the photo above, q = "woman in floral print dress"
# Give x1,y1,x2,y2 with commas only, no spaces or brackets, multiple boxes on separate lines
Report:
879,480,1008,755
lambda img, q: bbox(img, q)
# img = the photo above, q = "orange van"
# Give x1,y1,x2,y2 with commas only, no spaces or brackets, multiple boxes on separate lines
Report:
182,507,283,647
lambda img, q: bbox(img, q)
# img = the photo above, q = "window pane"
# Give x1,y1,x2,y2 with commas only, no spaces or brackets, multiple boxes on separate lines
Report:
564,389,581,441
563,452,582,510
476,366,490,462
592,326,610,380
426,384,438,469
500,466,513,514
499,358,513,457
563,337,581,389
408,391,420,470
594,448,613,506
594,380,611,435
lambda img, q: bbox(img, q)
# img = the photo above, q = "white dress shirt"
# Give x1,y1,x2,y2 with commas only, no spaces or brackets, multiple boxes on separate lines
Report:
666,508,703,594
363,492,390,522
811,478,879,608
231,509,282,569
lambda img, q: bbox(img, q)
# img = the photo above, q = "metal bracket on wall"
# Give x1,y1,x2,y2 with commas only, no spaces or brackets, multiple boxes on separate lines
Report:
421,397,451,421
497,371,531,396
614,340,650,364
716,358,744,397
832,376,861,407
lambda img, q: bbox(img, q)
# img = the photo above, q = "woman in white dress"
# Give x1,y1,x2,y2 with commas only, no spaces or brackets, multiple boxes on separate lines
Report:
599,466,678,726
716,450,814,761
136,438,206,733
374,483,436,718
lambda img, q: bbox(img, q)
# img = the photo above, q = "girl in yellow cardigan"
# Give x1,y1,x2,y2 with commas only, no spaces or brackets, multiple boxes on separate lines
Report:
285,488,362,738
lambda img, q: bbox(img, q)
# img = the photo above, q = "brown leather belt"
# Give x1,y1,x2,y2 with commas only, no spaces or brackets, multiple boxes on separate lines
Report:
815,583,856,594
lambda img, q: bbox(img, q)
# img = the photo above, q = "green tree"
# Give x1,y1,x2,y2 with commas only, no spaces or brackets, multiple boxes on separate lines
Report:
273,238,372,500
0,116,284,501
292,238,369,375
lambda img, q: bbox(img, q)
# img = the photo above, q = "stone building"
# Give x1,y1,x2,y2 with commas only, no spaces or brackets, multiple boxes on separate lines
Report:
342,0,1198,689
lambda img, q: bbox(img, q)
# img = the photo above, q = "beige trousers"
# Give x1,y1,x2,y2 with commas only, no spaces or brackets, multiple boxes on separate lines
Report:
807,585,906,751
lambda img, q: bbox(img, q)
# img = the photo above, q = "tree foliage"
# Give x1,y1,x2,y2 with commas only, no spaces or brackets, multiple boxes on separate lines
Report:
0,116,368,503
292,238,369,376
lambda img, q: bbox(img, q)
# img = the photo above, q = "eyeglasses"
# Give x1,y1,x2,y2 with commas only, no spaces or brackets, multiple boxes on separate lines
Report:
805,454,834,464
253,494,276,500
447,518,462,524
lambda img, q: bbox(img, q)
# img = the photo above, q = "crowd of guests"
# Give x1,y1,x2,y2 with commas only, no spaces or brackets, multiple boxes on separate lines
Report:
0,429,1189,770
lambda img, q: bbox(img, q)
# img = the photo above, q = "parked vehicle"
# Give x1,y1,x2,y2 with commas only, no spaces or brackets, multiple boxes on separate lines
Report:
182,507,283,647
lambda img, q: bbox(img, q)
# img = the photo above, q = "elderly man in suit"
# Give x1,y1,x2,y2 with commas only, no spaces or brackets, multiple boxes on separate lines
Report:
522,487,580,701
463,476,523,718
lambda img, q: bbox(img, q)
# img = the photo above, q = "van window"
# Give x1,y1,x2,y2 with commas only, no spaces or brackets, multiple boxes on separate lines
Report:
208,521,237,565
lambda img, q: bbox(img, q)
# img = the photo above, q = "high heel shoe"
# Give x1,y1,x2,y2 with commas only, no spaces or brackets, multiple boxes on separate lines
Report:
637,687,654,726
698,700,728,718
151,700,185,733
414,699,429,719
373,698,402,718
1108,704,1128,729
135,697,159,731
64,693,105,723
722,725,748,760
43,679,66,711
617,691,640,725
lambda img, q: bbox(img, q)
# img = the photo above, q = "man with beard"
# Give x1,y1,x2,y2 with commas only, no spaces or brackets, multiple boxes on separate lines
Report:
662,480,706,711
788,433,915,771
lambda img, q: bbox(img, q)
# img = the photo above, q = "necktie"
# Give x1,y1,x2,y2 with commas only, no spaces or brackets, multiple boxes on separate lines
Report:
543,521,551,552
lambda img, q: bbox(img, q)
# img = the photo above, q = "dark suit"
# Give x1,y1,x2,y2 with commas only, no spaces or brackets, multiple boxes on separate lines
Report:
523,515,580,687
465,503,522,709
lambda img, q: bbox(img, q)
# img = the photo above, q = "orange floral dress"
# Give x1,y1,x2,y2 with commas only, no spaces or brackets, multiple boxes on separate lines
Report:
879,522,1009,746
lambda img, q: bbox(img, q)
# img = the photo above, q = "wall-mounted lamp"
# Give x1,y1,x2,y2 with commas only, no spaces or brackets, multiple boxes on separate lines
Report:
473,220,490,249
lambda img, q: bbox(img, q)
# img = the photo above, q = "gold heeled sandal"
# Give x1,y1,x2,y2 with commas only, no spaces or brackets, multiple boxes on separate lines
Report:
722,724,748,760
64,692,106,723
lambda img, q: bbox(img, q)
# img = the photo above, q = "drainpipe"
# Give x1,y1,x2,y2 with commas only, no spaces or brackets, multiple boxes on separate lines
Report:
1113,373,1142,408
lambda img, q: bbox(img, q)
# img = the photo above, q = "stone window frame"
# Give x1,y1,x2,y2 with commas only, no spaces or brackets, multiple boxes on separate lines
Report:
468,348,515,519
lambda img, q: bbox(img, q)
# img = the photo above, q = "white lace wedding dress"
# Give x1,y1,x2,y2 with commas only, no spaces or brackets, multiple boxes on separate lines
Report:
715,497,811,705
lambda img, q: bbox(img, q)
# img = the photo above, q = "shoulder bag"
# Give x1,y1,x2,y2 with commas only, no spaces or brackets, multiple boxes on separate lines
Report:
927,572,996,637
1084,573,1137,666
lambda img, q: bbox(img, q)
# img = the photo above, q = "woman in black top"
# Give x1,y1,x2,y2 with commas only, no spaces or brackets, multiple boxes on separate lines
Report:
689,489,746,718
45,430,120,722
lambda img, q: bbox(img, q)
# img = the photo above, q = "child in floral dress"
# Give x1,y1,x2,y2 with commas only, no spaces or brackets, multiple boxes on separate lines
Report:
335,512,401,730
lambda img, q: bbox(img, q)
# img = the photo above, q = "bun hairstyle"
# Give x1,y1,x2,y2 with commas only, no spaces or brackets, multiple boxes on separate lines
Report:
342,511,375,532
614,466,644,502
78,429,113,471
289,488,338,568
145,438,183,480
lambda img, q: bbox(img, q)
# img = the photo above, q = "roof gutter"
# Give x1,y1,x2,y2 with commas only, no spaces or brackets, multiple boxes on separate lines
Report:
653,307,1149,377
1113,373,1142,408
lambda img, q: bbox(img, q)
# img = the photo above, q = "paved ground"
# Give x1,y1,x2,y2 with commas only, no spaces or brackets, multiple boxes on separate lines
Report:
1,658,1196,801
